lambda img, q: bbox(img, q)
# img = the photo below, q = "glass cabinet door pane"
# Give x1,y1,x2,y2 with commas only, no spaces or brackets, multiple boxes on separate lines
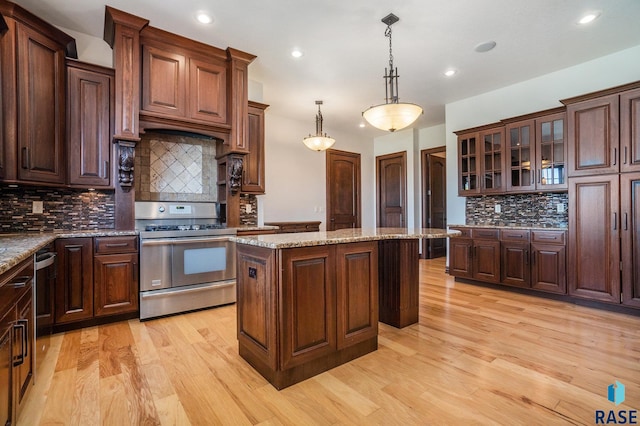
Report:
553,120,563,141
541,122,551,143
522,127,530,146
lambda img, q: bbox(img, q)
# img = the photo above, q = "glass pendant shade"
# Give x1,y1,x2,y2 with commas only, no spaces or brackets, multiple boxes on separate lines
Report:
362,102,423,132
303,100,335,151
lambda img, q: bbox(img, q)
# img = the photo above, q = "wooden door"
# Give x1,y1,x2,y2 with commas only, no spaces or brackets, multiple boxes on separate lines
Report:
55,238,94,323
326,149,361,230
620,88,640,172
94,253,138,317
568,175,620,303
67,61,113,187
16,22,66,184
335,242,378,349
242,101,268,194
621,172,640,307
280,246,336,370
421,148,447,258
377,152,407,227
567,94,619,177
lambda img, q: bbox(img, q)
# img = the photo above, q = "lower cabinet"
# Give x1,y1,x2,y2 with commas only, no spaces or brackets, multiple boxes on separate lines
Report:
472,229,500,283
531,230,566,294
500,229,531,288
55,236,138,328
237,241,378,389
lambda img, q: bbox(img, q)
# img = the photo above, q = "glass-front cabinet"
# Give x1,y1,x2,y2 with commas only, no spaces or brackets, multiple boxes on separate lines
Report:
506,119,536,192
458,131,479,195
535,111,567,191
481,127,505,193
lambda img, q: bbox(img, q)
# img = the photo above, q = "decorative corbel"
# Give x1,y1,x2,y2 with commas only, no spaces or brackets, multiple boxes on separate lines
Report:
228,156,244,194
117,140,136,187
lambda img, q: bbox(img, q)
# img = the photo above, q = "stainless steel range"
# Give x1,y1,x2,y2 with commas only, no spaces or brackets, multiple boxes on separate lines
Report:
135,201,237,320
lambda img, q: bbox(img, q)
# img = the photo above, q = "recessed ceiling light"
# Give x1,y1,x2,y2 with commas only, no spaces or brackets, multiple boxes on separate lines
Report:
444,69,457,77
578,12,600,25
359,123,366,128
474,41,496,53
291,49,303,58
196,12,212,24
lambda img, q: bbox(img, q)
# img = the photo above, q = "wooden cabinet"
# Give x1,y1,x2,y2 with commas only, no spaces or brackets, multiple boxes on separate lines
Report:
472,228,501,283
449,231,473,278
505,119,536,192
480,127,505,193
93,236,139,317
531,230,566,294
620,173,640,307
568,175,620,303
55,236,139,327
620,88,640,172
67,60,114,188
237,241,378,389
55,238,94,323
457,125,507,195
14,288,32,407
457,130,480,195
0,2,75,185
242,101,268,193
263,221,321,233
500,229,530,288
0,310,11,426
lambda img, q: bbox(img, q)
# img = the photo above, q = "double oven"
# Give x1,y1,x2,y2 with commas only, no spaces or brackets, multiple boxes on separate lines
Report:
135,202,237,320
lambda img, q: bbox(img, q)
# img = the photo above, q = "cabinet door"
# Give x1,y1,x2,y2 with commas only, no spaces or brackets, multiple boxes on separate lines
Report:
94,253,138,317
458,132,480,195
480,128,505,193
449,238,473,278
242,101,267,193
473,239,500,283
568,175,620,303
141,44,186,118
536,112,567,190
280,246,336,370
336,242,378,350
500,241,530,288
620,88,640,172
14,290,32,406
188,57,227,124
567,94,619,177
0,323,12,426
505,120,536,192
531,243,566,294
16,22,66,184
67,62,113,187
621,172,640,307
55,238,94,323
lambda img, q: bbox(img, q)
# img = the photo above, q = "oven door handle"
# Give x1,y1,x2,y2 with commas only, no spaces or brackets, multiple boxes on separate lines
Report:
141,236,233,246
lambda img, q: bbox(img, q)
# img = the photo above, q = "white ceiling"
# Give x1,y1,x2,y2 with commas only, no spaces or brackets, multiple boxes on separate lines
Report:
13,0,640,138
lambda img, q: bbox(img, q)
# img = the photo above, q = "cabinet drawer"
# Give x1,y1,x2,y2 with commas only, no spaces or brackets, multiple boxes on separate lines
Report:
531,230,565,245
450,227,471,238
95,236,138,254
472,228,499,239
500,229,530,242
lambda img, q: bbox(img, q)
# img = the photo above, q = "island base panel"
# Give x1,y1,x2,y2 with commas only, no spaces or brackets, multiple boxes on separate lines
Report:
239,337,377,390
378,239,419,328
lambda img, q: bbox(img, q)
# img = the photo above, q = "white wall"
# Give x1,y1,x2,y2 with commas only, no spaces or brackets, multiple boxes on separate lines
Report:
58,26,113,67
445,44,640,229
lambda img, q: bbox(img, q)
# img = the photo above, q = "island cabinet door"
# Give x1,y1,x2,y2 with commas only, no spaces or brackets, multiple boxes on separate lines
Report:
236,245,278,370
280,246,336,370
335,242,378,350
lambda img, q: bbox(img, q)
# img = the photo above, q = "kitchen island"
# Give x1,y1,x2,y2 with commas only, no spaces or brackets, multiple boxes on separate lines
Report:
233,227,459,389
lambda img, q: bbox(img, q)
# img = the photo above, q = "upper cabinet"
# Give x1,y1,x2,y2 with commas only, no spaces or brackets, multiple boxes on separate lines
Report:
563,81,640,177
456,123,503,196
242,101,268,194
66,60,114,188
0,1,76,185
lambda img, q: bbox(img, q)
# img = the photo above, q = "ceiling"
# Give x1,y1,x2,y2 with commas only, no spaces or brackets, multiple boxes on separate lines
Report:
12,0,640,138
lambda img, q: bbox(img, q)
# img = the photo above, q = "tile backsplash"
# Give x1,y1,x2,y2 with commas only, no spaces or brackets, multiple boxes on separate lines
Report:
0,186,115,232
465,192,568,228
135,131,217,202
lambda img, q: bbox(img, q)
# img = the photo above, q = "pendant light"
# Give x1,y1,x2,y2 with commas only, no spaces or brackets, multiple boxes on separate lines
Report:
303,100,335,151
362,13,423,132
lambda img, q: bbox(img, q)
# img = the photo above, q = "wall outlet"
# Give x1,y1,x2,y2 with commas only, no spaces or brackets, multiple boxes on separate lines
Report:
494,204,501,213
557,203,565,213
32,201,43,214
244,204,252,214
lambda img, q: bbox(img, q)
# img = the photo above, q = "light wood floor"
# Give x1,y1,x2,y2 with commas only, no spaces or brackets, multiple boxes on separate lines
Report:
19,258,640,425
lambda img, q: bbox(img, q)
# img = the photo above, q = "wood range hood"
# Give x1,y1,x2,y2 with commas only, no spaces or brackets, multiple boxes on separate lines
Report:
103,6,256,229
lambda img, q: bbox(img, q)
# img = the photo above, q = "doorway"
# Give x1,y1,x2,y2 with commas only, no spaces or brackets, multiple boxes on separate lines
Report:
421,147,447,259
326,149,361,230
376,151,407,227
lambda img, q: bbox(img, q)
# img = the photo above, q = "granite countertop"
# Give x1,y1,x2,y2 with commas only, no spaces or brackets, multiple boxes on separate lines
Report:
448,224,568,231
0,229,138,275
235,225,279,232
233,227,461,249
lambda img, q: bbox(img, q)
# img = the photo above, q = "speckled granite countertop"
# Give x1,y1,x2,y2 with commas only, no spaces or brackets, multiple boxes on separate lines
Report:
235,225,279,232
233,227,460,249
448,224,568,231
0,230,138,275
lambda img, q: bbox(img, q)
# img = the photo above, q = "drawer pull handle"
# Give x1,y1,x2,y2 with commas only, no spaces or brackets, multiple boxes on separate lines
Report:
104,243,129,248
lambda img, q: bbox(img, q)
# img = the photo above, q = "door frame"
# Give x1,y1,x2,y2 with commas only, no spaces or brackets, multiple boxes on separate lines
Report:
421,146,447,259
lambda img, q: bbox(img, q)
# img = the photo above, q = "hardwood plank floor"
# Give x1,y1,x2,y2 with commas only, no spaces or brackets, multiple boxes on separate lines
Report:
19,258,640,425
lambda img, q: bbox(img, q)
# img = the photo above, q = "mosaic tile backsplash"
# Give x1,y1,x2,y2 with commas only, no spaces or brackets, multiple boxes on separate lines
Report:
135,131,217,202
239,194,258,225
465,192,568,228
0,186,115,232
